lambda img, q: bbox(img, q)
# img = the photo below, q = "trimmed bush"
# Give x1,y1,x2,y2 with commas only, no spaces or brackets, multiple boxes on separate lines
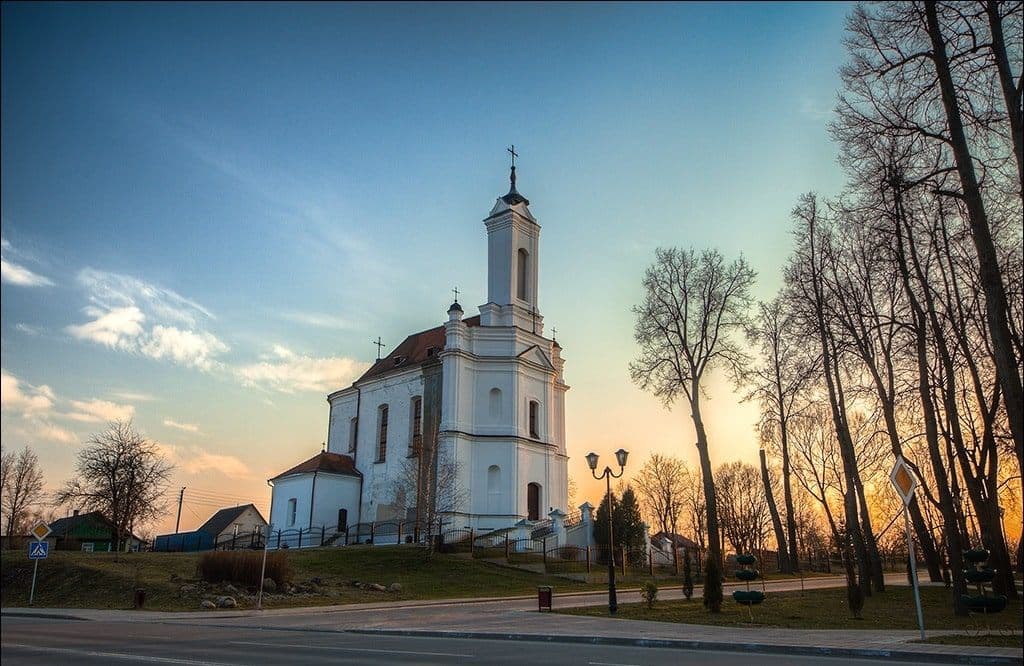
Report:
640,580,658,609
198,551,291,587
703,551,723,613
682,549,694,600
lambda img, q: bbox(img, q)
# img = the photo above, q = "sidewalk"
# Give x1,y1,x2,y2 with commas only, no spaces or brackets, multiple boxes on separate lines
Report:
4,575,1020,665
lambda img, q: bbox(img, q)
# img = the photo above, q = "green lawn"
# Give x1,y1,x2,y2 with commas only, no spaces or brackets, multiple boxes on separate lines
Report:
0,546,592,611
558,585,1024,632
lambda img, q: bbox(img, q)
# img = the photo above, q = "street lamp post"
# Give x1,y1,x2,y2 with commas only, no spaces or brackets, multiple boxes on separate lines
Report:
587,448,629,615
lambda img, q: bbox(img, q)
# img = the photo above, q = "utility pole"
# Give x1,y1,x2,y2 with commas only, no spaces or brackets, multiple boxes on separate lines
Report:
175,487,185,533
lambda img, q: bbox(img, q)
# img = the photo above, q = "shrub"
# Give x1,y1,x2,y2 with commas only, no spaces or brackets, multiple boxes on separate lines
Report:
703,550,723,613
640,580,658,609
682,549,694,600
198,550,292,587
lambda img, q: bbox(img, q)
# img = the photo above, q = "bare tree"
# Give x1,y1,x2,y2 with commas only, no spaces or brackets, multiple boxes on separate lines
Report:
390,445,467,554
2,446,46,542
633,453,688,537
56,420,172,556
715,461,771,557
759,448,791,572
630,247,757,565
744,296,815,572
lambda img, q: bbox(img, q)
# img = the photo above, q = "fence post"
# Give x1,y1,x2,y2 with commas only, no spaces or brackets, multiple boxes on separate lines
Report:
370,522,375,544
470,527,475,556
321,525,326,546
397,521,403,545
586,545,591,573
505,533,510,562
542,537,548,568
620,546,626,576
674,546,680,576
649,549,654,577
277,530,281,549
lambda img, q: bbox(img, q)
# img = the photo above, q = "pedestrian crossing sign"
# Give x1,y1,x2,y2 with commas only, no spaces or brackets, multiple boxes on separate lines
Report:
28,541,49,559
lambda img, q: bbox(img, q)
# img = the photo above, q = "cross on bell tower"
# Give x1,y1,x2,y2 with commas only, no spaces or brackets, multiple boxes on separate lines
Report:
373,336,385,361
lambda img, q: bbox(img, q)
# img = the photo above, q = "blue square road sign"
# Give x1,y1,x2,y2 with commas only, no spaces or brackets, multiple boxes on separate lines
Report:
28,541,49,559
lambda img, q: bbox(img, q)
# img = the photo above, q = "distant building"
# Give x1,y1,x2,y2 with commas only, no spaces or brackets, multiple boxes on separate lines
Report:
48,510,145,552
153,503,266,552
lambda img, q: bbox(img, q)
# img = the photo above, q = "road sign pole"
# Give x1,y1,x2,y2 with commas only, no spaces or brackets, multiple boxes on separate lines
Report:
29,558,39,605
903,504,925,640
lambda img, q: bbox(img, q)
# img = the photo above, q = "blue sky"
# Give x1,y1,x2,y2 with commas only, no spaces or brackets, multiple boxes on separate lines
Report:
2,1,851,532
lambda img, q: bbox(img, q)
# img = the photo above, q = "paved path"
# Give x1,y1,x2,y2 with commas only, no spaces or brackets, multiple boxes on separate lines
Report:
4,574,1020,664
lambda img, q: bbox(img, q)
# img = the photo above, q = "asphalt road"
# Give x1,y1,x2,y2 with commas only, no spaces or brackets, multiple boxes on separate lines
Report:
1,616,952,665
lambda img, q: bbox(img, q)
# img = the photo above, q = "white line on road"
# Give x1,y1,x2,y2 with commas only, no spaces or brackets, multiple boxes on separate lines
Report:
2,643,236,666
588,662,641,666
229,640,474,658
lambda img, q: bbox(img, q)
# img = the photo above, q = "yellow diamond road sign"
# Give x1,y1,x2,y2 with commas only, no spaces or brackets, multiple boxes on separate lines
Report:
889,456,918,506
30,521,51,541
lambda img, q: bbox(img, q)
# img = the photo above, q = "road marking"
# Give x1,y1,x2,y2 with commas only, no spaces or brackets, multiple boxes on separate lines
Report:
589,662,641,666
230,640,473,658
2,644,235,666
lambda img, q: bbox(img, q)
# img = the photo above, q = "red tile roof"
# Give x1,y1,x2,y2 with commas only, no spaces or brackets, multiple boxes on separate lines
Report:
270,451,361,481
356,315,481,383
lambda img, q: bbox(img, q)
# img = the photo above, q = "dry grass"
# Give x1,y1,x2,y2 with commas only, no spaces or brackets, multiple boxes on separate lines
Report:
197,550,291,587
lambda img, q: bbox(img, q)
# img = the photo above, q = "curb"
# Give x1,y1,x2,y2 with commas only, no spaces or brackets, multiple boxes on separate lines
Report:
0,611,91,622
347,629,1023,665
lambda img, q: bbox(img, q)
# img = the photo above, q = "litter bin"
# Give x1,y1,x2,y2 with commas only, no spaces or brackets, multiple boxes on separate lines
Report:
133,588,146,609
538,586,553,612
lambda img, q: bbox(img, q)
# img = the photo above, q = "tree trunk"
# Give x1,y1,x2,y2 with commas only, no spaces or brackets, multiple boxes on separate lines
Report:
924,1,1024,483
760,449,791,573
985,0,1024,202
690,391,722,562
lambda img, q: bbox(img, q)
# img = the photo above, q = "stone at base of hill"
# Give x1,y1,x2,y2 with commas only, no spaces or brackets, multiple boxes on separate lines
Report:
224,584,238,594
368,583,386,592
388,583,402,592
179,584,197,594
200,600,216,609
262,578,277,593
216,596,237,608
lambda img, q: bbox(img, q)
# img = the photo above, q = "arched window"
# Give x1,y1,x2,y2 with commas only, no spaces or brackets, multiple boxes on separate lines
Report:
376,405,389,462
348,417,358,453
489,388,502,421
517,248,529,301
527,482,541,521
528,400,540,438
410,396,422,454
487,465,501,513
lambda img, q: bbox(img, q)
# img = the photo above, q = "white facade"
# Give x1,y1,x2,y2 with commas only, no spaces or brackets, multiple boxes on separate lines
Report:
271,168,569,537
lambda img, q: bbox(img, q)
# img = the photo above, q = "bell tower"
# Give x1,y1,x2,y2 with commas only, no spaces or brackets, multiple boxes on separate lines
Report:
480,146,543,332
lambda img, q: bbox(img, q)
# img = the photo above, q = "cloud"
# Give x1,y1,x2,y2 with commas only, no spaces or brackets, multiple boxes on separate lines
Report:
67,305,146,348
109,390,157,402
799,95,832,121
237,348,369,393
280,311,352,330
163,418,200,433
66,269,228,370
34,422,77,444
160,442,250,479
0,370,56,414
66,398,135,423
1,238,54,287
14,323,42,336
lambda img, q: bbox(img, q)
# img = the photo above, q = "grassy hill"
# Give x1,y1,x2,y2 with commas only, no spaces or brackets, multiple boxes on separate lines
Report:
1,545,592,611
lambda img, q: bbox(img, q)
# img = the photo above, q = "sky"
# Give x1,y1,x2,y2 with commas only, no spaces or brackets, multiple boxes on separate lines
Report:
1,1,852,535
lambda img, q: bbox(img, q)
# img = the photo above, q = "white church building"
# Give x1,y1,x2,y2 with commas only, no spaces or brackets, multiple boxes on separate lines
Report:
269,161,570,543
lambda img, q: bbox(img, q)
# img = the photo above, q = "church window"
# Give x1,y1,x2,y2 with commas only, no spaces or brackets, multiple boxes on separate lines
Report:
377,405,389,462
337,508,348,532
348,418,358,453
517,248,529,301
287,498,297,527
527,483,541,521
487,465,501,513
528,400,540,438
488,388,502,421
410,396,422,455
